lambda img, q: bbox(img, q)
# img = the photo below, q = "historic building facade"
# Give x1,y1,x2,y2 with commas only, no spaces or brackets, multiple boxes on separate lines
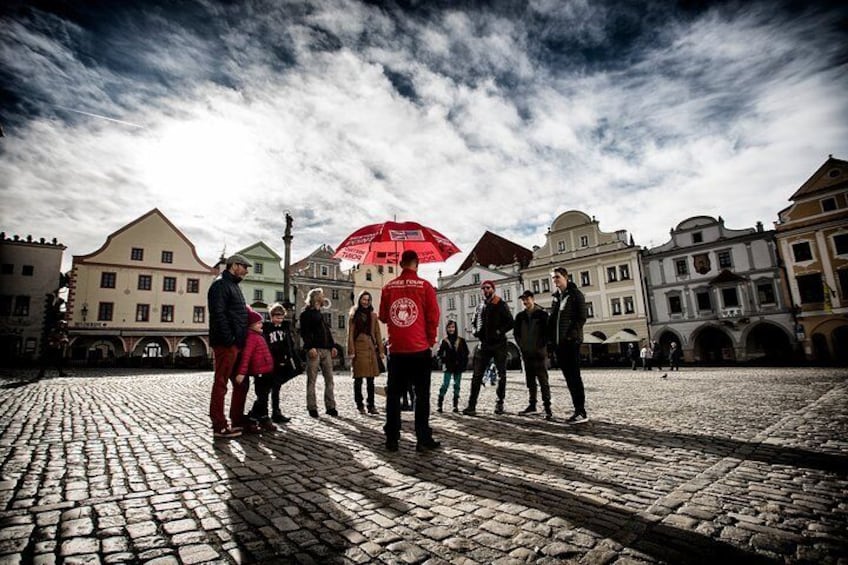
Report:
67,209,217,364
346,262,397,340
0,233,66,362
642,216,795,363
774,156,848,363
232,242,286,312
522,211,648,363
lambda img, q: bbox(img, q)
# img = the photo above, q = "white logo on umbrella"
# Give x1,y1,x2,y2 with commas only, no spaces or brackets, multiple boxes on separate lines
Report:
389,297,418,327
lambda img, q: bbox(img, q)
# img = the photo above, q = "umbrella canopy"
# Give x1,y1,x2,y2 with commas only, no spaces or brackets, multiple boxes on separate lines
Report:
603,329,640,344
582,333,605,344
333,221,461,265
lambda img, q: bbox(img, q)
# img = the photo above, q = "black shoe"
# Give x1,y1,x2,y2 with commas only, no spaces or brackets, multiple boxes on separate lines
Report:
385,440,399,452
326,408,339,417
519,405,537,415
308,409,319,418
494,403,504,415
437,406,443,413
462,407,476,416
416,439,441,452
272,414,291,424
566,413,589,424
367,406,379,415
545,411,553,421
452,406,459,413
357,405,366,414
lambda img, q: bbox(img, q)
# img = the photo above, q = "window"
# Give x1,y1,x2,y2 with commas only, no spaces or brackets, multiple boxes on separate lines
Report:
254,262,263,274
193,306,205,324
100,272,116,289
578,235,588,247
472,274,481,284
332,289,339,300
797,273,824,303
692,232,703,244
138,275,152,291
624,296,634,314
13,296,30,316
619,264,630,280
557,241,566,252
542,279,550,292
24,338,36,354
503,289,511,301
0,295,11,316
580,271,591,286
97,302,113,321
136,304,150,322
161,251,173,264
469,295,478,307
757,282,776,305
448,297,456,310
721,287,739,307
717,250,732,269
22,265,34,276
161,305,174,322
834,233,848,255
611,298,622,315
338,314,346,329
822,198,837,212
186,278,199,293
131,248,144,261
532,280,540,293
254,289,263,301
607,267,617,283
696,291,711,311
792,242,812,262
838,269,848,300
388,266,394,273
668,295,682,314
676,259,688,276
366,270,372,281
276,291,285,302
320,265,329,277
1,264,12,275
163,277,177,292
586,302,594,318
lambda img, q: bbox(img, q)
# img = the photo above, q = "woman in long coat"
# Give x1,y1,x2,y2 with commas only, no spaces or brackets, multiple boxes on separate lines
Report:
347,291,385,414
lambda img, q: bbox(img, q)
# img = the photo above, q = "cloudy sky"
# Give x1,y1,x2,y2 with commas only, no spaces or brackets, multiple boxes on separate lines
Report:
1,0,847,278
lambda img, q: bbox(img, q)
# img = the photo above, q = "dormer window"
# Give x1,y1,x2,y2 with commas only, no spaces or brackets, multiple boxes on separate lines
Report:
821,198,837,212
692,231,703,244
580,235,589,247
557,241,566,252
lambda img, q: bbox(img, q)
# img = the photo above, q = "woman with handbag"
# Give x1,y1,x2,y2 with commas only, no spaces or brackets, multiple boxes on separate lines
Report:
347,291,385,414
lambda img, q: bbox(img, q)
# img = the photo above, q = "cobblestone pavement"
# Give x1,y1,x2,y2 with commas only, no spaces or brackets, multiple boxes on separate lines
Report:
0,366,846,564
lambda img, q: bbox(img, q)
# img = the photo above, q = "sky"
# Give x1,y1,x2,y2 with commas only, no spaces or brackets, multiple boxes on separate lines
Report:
1,0,847,280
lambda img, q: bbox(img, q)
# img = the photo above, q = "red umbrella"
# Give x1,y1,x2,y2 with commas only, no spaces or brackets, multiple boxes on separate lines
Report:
333,221,461,265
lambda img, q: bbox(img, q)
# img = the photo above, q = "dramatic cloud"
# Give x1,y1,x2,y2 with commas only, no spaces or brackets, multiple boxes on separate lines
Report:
1,0,846,276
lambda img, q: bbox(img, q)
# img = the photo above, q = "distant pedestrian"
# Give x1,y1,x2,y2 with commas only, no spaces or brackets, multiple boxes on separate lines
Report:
436,320,469,413
347,291,384,415
300,288,338,418
651,340,663,371
548,267,589,424
236,307,273,434
208,254,252,439
640,343,651,370
514,290,552,419
462,280,514,416
627,343,639,370
256,302,300,425
38,317,69,379
669,341,682,371
379,250,441,452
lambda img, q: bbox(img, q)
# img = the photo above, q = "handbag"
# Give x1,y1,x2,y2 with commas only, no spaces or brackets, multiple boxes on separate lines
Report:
371,336,386,374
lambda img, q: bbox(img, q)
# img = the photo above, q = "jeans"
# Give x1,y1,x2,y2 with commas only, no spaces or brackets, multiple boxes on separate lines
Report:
210,345,248,430
306,348,336,411
384,350,433,444
555,340,585,415
439,371,462,405
522,352,551,408
354,377,376,409
465,345,507,410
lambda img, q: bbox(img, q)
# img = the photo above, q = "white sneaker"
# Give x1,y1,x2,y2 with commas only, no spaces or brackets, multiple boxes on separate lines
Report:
566,413,589,425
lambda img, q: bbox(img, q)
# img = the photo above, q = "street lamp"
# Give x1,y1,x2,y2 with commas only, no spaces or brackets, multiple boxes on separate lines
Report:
81,303,88,322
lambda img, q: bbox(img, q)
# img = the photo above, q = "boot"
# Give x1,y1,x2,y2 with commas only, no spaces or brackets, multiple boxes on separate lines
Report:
544,405,553,421
437,395,444,413
494,401,504,415
452,396,459,413
519,404,537,415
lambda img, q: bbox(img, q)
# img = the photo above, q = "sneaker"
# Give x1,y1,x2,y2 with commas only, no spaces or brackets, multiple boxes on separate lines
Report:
308,409,319,418
213,427,242,439
357,406,366,414
545,412,553,421
461,407,476,416
243,423,262,434
326,408,339,417
385,440,399,452
367,406,379,415
494,403,504,415
416,439,442,452
272,414,291,424
566,413,589,425
260,421,277,432
452,406,459,413
519,405,537,415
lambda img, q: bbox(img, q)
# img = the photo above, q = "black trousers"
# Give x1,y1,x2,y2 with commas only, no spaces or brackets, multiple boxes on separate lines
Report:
384,350,433,443
465,344,508,409
249,374,274,422
522,352,551,408
555,340,585,415
354,377,376,408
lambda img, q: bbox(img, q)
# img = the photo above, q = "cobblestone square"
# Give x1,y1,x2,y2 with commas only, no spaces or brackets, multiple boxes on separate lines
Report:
0,366,846,564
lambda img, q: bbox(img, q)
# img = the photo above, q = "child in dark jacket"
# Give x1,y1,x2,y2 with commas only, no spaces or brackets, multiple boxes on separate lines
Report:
436,320,469,413
238,307,275,432
261,302,300,424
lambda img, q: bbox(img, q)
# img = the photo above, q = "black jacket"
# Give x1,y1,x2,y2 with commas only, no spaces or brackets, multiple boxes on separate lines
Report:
438,336,470,373
514,306,549,355
207,270,248,348
547,281,587,346
263,320,302,380
299,307,335,350
473,295,514,348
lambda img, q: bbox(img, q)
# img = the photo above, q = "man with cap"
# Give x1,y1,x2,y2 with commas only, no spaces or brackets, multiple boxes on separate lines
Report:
514,290,552,419
208,254,252,438
462,279,514,416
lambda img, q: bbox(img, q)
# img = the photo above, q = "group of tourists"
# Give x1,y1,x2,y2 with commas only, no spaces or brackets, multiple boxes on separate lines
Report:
627,340,683,371
207,253,591,451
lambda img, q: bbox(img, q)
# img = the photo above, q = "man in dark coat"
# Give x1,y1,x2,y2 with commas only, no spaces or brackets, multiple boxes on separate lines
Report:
548,267,589,424
514,290,552,419
208,254,251,438
462,280,514,416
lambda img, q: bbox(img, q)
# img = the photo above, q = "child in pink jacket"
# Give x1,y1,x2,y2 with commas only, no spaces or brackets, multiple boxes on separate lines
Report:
235,307,275,433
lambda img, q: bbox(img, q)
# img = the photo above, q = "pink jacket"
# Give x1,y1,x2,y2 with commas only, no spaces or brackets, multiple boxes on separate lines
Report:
236,330,274,376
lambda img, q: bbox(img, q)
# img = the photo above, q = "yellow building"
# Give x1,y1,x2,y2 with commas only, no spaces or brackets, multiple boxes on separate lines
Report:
775,156,848,363
67,209,217,364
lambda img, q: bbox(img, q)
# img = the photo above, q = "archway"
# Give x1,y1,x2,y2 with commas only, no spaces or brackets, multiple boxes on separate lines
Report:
833,326,848,365
69,336,126,364
656,330,682,362
177,336,207,358
811,333,830,362
744,323,792,363
693,326,734,363
132,337,171,358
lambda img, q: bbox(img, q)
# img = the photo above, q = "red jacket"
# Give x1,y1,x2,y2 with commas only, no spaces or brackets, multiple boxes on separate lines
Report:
236,330,274,376
379,268,440,354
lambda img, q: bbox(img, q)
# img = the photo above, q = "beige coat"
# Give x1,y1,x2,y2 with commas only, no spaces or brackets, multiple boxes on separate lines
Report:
347,310,385,378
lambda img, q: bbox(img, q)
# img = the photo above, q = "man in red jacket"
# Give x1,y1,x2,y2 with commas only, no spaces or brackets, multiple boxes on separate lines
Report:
379,250,441,453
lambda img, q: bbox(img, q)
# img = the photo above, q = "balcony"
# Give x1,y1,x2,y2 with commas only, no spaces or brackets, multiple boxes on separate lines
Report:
720,307,743,319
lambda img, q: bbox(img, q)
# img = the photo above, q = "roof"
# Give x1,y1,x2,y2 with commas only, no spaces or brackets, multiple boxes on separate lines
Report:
455,231,533,274
291,244,337,273
789,156,848,201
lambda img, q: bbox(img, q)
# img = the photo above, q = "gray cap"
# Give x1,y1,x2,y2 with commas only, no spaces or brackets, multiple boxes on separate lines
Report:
225,254,253,267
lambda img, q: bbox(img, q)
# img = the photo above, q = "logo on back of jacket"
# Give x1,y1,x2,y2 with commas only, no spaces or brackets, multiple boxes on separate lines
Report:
389,298,418,328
